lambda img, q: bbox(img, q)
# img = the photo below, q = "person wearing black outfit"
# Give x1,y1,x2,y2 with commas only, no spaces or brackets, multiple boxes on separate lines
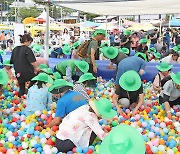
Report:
149,28,159,48
10,34,37,97
120,30,132,56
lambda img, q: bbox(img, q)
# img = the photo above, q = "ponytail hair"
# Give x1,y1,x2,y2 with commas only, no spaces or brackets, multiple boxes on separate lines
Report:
19,34,33,43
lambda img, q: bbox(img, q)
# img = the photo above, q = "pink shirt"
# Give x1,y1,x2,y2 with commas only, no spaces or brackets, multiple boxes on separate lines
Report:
56,105,106,148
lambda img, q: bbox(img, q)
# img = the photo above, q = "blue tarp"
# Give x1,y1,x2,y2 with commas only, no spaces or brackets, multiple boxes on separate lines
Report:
169,17,180,27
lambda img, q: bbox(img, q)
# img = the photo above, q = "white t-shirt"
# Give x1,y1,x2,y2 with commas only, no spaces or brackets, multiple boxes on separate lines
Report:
160,80,180,101
61,33,70,45
161,55,180,64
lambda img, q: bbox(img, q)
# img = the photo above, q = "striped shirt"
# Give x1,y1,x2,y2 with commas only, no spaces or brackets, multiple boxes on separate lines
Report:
73,82,90,101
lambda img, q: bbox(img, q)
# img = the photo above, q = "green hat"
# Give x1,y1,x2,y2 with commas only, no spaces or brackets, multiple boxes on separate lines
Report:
134,52,148,62
119,70,141,91
119,48,130,55
123,30,131,36
74,61,89,73
0,49,6,55
39,64,48,70
78,73,96,83
33,44,41,53
99,124,145,154
31,73,53,84
154,52,161,59
102,47,119,59
3,59,13,67
73,41,81,49
149,47,157,53
0,69,9,85
170,72,180,85
156,62,173,72
92,29,106,37
139,38,148,44
41,68,53,75
173,46,179,52
48,79,73,93
63,45,71,55
100,46,108,53
53,72,62,80
177,44,180,49
30,44,35,49
89,98,117,119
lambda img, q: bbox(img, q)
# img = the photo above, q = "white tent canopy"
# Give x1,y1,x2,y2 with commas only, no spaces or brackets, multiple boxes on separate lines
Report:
36,10,54,21
56,0,180,16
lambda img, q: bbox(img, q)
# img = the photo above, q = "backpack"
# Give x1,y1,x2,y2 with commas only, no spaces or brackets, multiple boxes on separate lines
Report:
77,39,92,58
153,73,171,87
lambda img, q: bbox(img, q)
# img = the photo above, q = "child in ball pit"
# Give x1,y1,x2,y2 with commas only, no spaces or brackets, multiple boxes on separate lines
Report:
112,70,147,116
159,71,180,119
2,59,16,80
73,73,96,101
46,79,117,153
0,69,9,96
153,62,172,93
24,73,53,116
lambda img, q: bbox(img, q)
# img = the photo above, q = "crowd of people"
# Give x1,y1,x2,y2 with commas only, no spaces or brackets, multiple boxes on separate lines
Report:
0,26,180,153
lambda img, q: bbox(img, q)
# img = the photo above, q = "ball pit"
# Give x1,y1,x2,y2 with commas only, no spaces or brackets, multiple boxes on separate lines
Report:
0,79,180,154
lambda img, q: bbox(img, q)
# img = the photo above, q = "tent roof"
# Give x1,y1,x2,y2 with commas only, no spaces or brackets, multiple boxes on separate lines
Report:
36,10,54,21
55,0,180,16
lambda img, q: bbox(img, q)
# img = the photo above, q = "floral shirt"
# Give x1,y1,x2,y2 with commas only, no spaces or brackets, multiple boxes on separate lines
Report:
56,105,106,148
24,84,52,114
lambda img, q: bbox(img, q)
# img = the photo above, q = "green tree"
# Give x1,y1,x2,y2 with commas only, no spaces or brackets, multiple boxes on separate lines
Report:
19,7,41,21
80,12,99,21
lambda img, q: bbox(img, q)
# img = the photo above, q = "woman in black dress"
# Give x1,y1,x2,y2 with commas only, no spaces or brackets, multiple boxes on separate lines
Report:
10,34,37,97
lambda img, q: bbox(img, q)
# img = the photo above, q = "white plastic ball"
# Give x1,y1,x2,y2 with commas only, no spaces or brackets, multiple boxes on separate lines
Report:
19,150,28,154
43,145,50,150
158,145,165,152
45,132,50,138
35,110,41,116
11,122,17,128
6,131,13,138
40,138,47,144
44,148,52,154
30,139,37,147
167,149,174,154
22,142,28,149
174,122,180,128
51,147,58,153
8,136,15,142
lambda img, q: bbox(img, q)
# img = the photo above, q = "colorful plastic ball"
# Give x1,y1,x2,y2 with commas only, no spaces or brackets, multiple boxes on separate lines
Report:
35,111,41,117
149,120,155,126
148,132,155,139
142,121,147,127
44,148,52,154
167,149,175,154
22,142,28,149
8,136,15,142
40,138,47,144
135,114,140,120
158,145,165,152
151,146,158,153
76,147,83,153
45,132,51,138
51,147,58,153
160,122,166,128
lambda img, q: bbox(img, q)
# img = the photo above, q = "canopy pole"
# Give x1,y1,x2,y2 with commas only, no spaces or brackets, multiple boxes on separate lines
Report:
118,16,121,32
45,2,50,60
159,15,162,36
105,15,108,40
169,14,172,28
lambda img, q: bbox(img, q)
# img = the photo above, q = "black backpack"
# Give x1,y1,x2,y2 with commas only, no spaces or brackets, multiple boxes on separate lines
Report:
153,73,171,87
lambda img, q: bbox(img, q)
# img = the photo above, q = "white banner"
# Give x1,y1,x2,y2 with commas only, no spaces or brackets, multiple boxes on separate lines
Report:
13,23,24,47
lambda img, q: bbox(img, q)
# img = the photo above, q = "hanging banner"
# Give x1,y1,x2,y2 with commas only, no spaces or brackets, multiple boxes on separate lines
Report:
13,23,24,46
